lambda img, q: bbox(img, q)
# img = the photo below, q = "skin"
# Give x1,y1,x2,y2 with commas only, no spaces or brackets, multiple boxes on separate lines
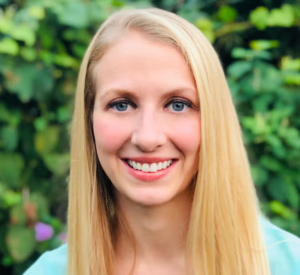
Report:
93,31,200,274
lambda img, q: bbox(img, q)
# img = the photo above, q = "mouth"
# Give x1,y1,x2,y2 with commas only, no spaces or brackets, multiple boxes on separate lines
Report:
121,158,178,181
125,159,176,172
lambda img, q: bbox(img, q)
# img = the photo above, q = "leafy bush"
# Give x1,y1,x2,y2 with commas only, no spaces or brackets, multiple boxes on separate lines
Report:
0,0,299,274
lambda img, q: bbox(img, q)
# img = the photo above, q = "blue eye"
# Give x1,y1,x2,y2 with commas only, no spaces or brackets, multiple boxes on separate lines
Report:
115,102,128,111
171,102,185,111
107,99,135,112
166,100,192,112
107,98,193,112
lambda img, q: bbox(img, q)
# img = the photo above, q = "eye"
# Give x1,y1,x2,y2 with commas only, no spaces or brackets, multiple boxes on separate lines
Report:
114,102,129,112
107,99,136,112
165,99,193,112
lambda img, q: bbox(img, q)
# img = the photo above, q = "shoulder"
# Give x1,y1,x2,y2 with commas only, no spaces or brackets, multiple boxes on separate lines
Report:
23,244,67,275
260,217,300,275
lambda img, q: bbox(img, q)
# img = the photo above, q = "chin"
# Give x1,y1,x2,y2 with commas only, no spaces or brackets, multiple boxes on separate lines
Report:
127,189,180,207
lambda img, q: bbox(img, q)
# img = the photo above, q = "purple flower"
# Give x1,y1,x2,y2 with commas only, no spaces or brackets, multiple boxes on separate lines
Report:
35,222,54,242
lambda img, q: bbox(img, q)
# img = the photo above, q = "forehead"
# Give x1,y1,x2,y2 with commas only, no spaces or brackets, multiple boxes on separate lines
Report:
93,31,196,95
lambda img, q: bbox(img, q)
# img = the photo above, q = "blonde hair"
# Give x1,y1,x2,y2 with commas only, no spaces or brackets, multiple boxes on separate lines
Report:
67,8,270,275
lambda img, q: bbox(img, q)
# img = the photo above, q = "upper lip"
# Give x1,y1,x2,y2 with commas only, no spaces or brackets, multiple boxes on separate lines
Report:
122,157,177,163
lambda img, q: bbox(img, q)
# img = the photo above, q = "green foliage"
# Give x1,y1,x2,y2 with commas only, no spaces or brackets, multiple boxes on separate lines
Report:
250,4,296,29
6,226,36,263
0,0,299,274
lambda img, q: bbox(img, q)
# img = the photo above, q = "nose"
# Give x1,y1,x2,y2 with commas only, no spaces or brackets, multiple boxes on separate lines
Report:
131,109,166,152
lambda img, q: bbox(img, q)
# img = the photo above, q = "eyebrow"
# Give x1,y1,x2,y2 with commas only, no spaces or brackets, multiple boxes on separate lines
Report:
100,89,139,101
99,87,198,101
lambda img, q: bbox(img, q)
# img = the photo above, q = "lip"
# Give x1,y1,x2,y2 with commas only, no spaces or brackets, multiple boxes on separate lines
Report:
121,158,178,182
123,157,177,164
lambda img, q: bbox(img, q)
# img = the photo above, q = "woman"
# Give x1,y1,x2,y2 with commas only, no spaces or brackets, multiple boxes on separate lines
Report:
24,8,300,275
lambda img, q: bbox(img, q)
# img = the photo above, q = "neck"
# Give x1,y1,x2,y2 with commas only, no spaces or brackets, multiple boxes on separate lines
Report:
114,187,193,265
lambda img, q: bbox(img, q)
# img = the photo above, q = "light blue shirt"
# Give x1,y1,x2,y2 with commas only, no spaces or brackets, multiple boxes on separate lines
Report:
23,218,300,274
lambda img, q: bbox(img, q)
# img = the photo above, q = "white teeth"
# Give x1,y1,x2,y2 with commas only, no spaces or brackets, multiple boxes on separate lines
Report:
142,163,150,172
150,163,157,172
127,160,173,172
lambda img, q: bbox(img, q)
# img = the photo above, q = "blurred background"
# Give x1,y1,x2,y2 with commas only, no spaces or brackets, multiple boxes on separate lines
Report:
0,0,299,274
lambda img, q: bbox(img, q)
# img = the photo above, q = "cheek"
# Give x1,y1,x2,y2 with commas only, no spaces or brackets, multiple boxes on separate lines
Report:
93,114,129,154
169,115,201,154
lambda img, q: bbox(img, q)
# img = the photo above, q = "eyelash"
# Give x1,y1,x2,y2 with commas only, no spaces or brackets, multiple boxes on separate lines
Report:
107,98,194,111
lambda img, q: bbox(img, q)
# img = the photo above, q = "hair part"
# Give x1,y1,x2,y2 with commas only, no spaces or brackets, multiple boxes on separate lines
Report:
68,8,270,275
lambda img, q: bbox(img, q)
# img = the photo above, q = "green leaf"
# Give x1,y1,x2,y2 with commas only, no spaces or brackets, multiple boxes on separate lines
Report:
249,7,269,30
0,38,19,55
39,50,54,64
270,201,296,219
283,72,300,85
28,6,45,20
227,61,252,79
88,2,112,23
267,4,294,27
34,126,60,155
249,40,279,51
57,2,89,28
2,189,22,207
0,153,24,188
6,225,36,263
231,48,248,59
0,125,19,151
43,153,70,176
2,255,13,266
62,29,90,43
10,204,26,225
285,183,300,209
57,107,71,123
32,67,54,101
10,25,36,46
232,48,272,61
0,104,21,125
252,93,274,112
53,54,78,68
0,182,8,196
34,117,48,132
6,64,54,102
281,56,300,71
253,51,272,60
5,64,36,102
267,179,287,202
265,135,285,158
231,47,255,59
30,193,49,219
254,61,282,91
71,44,87,58
218,5,237,23
20,47,37,61
194,18,215,42
160,0,178,10
279,127,300,147
0,17,13,33
251,166,268,186
260,156,281,172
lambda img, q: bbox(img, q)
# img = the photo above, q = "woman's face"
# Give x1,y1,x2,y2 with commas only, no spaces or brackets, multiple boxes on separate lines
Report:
93,31,201,206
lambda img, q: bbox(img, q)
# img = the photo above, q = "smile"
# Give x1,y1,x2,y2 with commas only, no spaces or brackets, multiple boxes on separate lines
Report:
121,158,178,182
127,159,173,172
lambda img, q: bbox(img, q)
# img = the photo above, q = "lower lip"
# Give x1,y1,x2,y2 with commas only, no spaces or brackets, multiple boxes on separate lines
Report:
121,159,177,182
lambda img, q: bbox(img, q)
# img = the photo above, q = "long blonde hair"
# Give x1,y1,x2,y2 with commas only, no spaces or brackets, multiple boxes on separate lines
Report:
67,8,270,275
